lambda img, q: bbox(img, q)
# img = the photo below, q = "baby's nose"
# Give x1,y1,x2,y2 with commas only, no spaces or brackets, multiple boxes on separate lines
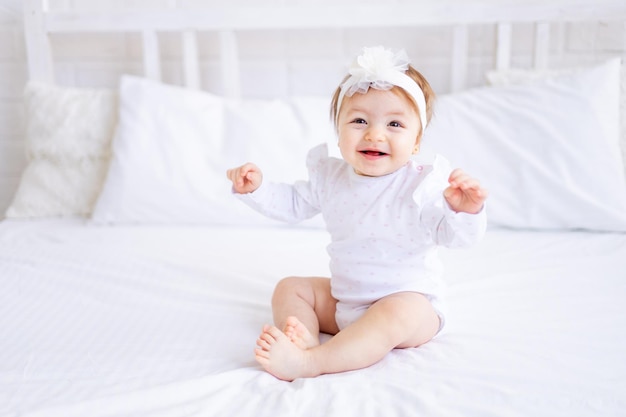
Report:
365,125,386,142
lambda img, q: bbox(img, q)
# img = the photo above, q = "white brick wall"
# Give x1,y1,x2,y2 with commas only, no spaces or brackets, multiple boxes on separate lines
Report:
1,0,625,214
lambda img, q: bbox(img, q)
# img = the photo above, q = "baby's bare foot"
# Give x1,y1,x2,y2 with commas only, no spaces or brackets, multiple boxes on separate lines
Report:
255,325,318,381
283,316,319,350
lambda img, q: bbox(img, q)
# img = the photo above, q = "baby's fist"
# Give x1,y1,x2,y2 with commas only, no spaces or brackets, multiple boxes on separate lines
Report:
226,163,263,194
444,168,487,214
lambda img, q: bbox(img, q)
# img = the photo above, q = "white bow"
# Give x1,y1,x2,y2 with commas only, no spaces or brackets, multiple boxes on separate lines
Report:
337,46,428,130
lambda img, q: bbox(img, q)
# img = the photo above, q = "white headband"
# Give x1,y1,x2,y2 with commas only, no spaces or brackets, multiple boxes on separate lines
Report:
336,46,428,130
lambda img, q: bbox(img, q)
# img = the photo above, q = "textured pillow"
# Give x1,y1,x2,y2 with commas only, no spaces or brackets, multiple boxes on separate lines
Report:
90,75,325,226
5,82,117,218
421,58,626,231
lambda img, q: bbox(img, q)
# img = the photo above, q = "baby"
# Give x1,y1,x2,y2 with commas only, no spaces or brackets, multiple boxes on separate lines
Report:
226,46,488,381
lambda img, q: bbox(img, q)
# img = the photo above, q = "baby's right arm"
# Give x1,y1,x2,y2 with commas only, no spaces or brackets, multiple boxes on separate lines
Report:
226,162,263,194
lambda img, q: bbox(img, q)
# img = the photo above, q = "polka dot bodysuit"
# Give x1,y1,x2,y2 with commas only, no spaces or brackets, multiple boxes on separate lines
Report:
237,144,486,329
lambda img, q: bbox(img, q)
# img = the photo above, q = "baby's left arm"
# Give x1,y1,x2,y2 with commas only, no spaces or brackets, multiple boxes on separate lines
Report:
443,168,488,214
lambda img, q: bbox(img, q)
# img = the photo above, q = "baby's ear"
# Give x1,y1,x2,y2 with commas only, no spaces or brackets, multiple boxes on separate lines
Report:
412,142,420,155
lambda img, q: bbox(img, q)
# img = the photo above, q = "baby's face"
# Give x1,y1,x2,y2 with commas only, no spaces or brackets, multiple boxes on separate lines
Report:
336,88,421,177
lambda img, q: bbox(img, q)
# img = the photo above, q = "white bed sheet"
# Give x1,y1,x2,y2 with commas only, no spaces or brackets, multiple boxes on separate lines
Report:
1,219,625,417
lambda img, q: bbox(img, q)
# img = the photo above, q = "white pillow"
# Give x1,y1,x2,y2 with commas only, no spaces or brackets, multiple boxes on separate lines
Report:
485,60,626,180
289,96,341,159
222,97,309,183
421,58,626,231
5,82,117,218
91,75,325,227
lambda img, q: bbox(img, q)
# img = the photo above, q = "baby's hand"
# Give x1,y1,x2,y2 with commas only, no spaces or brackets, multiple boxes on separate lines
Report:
226,163,263,194
443,168,488,214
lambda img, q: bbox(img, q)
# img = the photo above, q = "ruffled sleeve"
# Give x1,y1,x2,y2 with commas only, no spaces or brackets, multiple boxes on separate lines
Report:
413,154,487,248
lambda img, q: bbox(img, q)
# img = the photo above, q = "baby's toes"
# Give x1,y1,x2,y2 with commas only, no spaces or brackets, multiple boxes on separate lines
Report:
257,337,271,351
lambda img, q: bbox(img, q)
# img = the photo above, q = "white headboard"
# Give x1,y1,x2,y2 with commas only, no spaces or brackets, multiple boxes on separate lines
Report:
22,0,626,97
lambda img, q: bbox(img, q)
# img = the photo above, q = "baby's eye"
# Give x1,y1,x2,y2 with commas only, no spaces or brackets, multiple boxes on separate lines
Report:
388,121,403,128
352,118,367,124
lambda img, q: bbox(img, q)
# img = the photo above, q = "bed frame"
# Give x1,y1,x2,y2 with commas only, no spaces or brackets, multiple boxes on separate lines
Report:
23,0,626,97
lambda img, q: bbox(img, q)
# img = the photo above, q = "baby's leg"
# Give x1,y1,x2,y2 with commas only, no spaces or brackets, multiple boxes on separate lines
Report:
256,291,439,381
271,276,339,348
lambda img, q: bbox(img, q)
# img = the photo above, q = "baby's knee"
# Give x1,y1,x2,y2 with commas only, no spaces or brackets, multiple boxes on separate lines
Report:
272,276,302,299
272,276,319,305
272,276,331,309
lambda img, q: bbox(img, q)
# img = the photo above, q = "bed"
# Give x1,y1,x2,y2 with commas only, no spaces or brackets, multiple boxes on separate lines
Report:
3,1,626,416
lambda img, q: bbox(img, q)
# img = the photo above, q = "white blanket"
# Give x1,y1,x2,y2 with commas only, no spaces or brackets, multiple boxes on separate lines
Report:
2,219,625,417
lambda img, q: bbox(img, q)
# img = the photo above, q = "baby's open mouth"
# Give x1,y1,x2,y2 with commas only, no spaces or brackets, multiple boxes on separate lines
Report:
359,150,388,156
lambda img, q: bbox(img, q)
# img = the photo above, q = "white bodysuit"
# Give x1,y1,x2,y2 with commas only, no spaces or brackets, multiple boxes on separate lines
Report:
237,144,486,330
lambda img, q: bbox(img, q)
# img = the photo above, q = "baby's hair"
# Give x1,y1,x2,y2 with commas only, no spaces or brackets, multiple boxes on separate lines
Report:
330,64,436,138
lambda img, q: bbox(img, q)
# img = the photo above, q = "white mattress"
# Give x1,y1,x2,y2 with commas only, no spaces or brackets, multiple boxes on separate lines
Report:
2,219,625,417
